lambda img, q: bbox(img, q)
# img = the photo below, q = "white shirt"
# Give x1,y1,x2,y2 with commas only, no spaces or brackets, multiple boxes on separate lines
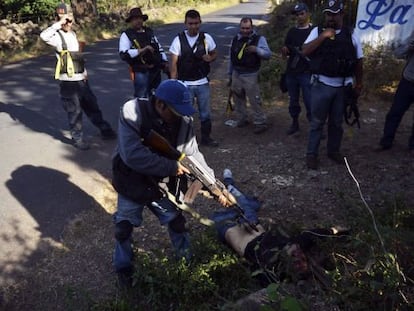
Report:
40,21,86,81
169,30,216,86
304,27,363,87
119,31,167,62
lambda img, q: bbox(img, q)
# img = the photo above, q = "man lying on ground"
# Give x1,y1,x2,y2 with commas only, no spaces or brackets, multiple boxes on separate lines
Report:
210,169,350,284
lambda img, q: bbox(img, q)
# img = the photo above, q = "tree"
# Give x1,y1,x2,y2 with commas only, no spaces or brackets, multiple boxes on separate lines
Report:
69,0,98,23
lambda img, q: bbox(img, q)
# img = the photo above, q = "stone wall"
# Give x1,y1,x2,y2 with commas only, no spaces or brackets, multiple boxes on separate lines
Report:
0,19,42,51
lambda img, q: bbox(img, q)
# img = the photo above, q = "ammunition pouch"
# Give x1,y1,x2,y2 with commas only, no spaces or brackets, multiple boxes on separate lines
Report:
60,51,85,74
112,153,163,204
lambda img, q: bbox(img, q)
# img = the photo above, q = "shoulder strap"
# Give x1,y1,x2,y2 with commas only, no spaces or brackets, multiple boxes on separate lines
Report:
137,98,155,138
57,31,67,50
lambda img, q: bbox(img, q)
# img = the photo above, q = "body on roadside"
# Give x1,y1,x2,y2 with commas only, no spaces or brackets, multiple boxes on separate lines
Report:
39,6,116,150
169,9,219,147
119,7,168,99
281,3,313,135
378,30,414,154
302,0,363,169
111,79,227,289
211,169,349,284
228,17,271,134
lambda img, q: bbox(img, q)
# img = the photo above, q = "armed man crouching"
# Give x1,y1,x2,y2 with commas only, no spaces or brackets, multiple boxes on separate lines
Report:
111,79,229,289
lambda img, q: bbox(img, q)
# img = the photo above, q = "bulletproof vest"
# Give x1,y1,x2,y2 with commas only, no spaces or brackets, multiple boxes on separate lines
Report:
177,31,210,81
285,27,313,74
125,27,162,71
111,98,177,204
309,26,357,77
230,34,261,73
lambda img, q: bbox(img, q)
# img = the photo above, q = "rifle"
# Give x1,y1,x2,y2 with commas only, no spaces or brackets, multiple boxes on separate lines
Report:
344,86,360,128
144,130,259,231
226,88,234,114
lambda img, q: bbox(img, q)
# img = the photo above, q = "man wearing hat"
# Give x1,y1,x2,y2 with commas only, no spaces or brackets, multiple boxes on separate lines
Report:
119,7,168,98
40,3,116,150
301,0,363,169
281,3,313,135
111,79,227,288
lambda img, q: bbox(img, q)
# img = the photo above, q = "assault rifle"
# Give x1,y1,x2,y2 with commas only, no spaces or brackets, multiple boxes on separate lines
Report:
344,86,360,128
144,130,258,231
226,79,234,114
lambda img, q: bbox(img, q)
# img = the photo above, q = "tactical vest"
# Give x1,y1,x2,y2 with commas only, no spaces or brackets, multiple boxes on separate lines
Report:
230,34,261,74
125,27,162,72
177,32,210,81
111,99,181,204
55,31,85,78
309,27,357,77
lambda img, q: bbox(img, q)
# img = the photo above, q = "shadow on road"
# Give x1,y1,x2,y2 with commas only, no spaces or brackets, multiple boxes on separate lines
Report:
2,164,108,288
0,101,72,145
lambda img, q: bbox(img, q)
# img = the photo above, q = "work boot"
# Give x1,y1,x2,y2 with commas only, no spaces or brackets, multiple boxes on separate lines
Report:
201,137,219,147
117,266,134,290
73,139,90,150
201,120,218,147
327,152,344,164
306,154,318,170
286,119,299,135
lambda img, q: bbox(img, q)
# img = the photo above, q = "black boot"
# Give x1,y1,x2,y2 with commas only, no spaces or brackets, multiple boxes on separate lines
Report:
286,118,299,135
200,120,219,147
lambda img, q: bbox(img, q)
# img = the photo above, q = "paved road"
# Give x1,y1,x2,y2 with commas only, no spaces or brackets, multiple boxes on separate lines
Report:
0,0,271,287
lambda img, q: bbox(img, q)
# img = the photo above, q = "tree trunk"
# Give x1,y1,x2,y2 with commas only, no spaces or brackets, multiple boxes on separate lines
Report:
70,0,98,23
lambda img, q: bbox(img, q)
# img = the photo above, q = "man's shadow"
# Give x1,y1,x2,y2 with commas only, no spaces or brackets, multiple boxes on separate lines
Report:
3,164,110,283
0,101,72,145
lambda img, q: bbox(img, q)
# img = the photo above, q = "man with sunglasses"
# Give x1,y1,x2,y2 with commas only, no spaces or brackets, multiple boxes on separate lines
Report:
281,3,313,135
301,0,363,169
111,79,228,288
40,5,116,150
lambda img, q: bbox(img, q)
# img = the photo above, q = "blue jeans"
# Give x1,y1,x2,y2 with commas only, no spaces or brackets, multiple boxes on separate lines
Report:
113,194,190,272
210,178,261,242
187,83,211,122
380,77,414,150
133,71,150,98
307,81,346,156
286,72,312,121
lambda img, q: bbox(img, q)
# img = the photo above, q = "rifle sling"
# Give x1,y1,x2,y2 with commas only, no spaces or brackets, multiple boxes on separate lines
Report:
165,191,214,227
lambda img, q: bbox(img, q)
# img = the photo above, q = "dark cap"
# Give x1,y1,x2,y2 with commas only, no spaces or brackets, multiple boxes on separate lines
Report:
126,7,148,22
292,3,309,14
322,0,344,13
56,2,74,20
155,80,195,116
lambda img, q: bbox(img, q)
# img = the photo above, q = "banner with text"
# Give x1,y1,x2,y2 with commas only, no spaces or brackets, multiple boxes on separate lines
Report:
355,0,413,47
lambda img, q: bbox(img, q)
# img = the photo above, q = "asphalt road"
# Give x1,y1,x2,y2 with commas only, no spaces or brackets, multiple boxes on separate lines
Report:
0,0,271,287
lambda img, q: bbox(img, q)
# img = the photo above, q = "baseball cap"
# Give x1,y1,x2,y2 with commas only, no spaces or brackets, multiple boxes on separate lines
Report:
322,0,344,13
155,80,195,116
292,3,309,14
56,2,74,20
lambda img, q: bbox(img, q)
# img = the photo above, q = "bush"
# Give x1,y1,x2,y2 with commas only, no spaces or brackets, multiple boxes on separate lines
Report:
0,0,60,22
98,230,260,310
